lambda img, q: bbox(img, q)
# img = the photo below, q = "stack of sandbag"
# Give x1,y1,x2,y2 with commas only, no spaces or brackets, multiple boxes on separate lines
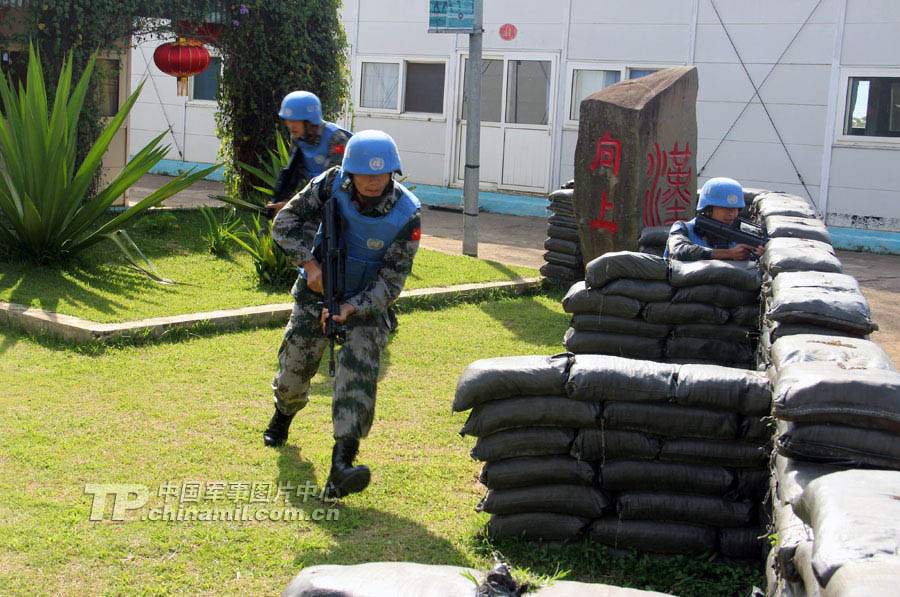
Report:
562,251,761,369
542,182,585,284
454,353,773,559
637,226,670,257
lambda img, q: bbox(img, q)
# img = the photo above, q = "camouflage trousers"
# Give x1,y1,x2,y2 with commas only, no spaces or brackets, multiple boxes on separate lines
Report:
271,296,390,440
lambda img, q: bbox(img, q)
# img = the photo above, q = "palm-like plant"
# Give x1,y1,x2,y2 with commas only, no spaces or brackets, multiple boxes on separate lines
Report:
0,44,218,269
214,130,294,213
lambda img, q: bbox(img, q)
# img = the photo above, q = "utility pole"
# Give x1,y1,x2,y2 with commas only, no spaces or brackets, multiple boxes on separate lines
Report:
462,0,483,257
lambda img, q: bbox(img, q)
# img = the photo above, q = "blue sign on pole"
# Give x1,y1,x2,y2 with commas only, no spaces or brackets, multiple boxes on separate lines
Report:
428,0,476,33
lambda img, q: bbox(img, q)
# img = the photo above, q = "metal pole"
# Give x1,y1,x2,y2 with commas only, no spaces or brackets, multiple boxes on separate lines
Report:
462,0,483,257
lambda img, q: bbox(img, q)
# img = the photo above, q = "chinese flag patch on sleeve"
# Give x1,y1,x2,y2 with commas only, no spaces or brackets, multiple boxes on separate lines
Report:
331,144,346,154
411,228,422,241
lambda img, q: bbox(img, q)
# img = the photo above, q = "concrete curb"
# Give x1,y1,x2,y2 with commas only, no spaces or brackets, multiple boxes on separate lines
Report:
0,277,543,344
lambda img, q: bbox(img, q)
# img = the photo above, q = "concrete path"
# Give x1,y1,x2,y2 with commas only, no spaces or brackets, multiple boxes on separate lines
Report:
130,174,900,362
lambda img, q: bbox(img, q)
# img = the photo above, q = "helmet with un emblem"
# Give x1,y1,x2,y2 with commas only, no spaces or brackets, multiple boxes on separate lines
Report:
340,130,402,176
697,177,745,211
278,90,323,125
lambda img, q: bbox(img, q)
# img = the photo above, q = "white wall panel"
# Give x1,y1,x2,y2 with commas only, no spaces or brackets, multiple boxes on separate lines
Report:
568,24,691,63
828,187,900,222
570,0,694,24
396,151,445,186
184,135,221,163
693,23,834,64
842,24,900,66
830,147,900,192
351,117,446,155
697,1,838,24
698,101,827,146
696,63,829,104
356,22,449,55
696,140,822,189
845,0,900,22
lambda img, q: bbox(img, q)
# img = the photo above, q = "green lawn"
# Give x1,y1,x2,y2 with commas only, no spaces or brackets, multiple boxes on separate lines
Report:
0,209,537,323
0,292,762,596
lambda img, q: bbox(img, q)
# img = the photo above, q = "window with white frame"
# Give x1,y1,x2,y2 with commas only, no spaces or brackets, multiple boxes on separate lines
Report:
570,68,620,120
192,56,222,102
844,75,900,138
628,67,661,80
359,59,445,114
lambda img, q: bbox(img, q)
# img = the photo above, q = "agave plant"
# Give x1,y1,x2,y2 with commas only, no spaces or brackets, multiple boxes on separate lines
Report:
227,213,296,286
214,130,293,213
0,44,218,273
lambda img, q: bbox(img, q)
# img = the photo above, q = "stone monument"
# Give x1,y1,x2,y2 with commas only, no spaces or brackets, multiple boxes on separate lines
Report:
573,66,698,262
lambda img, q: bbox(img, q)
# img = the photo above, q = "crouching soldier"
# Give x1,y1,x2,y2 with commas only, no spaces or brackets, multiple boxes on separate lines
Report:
665,177,765,261
264,130,421,498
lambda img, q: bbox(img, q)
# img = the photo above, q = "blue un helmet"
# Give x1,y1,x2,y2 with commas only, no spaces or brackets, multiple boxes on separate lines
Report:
697,177,745,211
340,130,402,176
278,91,323,125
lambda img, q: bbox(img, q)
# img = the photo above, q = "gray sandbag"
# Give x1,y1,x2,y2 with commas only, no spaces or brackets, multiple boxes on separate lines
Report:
549,188,574,203
776,420,900,470
487,512,588,541
740,416,773,445
530,580,673,597
773,498,815,583
766,272,877,335
544,237,580,256
761,242,842,276
730,304,761,327
480,456,595,490
281,562,483,597
549,213,578,228
477,484,610,518
453,354,573,412
548,202,575,217
562,281,643,318
735,468,770,500
602,402,740,441
660,438,769,468
565,354,677,402
820,556,900,597
766,236,835,256
773,454,840,508
765,321,864,343
600,278,674,302
617,491,754,527
585,251,669,288
563,328,665,360
544,250,583,269
642,302,730,325
460,396,600,437
471,428,576,462
570,314,671,338
600,460,734,495
665,337,756,365
637,226,670,247
765,215,832,244
793,541,823,597
548,224,580,243
541,263,581,282
795,469,900,587
755,195,819,220
668,259,763,292
588,517,716,554
719,526,765,559
571,429,661,461
638,245,665,257
771,362,900,432
671,284,760,308
673,364,771,416
770,334,896,372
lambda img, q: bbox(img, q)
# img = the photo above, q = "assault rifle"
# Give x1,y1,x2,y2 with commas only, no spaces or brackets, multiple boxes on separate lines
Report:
694,213,768,259
269,146,304,219
318,195,346,376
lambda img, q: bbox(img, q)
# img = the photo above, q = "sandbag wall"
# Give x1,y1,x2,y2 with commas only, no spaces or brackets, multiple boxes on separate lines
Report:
563,251,762,369
541,182,586,284
453,353,771,560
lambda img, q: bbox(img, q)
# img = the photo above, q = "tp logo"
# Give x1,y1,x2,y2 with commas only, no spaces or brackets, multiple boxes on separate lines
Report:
84,484,149,521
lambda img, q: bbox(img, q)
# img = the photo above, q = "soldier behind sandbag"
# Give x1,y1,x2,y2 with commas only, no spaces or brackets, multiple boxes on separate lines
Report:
665,177,765,261
264,130,421,499
268,90,352,217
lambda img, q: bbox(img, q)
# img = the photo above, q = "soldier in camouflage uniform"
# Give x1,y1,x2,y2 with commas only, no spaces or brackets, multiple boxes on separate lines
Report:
265,130,421,498
268,91,352,216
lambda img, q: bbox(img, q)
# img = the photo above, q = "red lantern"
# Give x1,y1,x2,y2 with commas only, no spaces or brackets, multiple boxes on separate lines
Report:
175,21,225,43
153,39,211,96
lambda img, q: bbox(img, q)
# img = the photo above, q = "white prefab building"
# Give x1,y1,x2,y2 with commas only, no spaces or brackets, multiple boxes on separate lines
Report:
130,0,900,239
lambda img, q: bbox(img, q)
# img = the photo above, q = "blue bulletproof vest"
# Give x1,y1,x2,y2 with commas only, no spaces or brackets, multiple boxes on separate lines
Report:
300,173,420,298
663,218,736,258
296,123,350,179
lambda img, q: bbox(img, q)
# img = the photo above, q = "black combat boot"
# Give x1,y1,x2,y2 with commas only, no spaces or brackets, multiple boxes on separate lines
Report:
323,438,370,498
263,409,295,447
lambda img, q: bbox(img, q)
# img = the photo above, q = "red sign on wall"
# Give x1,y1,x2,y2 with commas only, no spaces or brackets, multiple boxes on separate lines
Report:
499,23,517,41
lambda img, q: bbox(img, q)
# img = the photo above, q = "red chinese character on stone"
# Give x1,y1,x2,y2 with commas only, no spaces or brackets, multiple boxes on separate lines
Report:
590,131,621,175
589,191,618,234
644,141,693,226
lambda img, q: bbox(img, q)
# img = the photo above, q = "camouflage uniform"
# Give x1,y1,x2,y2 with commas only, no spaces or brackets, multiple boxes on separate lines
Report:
271,166,421,440
666,223,731,261
275,123,352,198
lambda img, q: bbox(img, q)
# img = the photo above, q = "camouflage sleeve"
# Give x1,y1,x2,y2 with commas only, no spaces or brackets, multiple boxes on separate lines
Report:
324,128,351,171
666,225,714,261
345,213,421,316
272,171,333,267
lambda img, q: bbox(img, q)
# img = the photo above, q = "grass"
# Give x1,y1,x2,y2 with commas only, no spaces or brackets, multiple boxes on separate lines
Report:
0,209,537,323
0,290,762,596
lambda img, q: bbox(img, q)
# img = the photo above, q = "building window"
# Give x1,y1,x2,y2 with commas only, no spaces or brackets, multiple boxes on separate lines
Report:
360,61,399,110
404,62,445,113
628,68,660,79
192,57,221,102
844,76,900,138
96,58,120,117
570,69,620,120
1,50,28,91
506,59,551,125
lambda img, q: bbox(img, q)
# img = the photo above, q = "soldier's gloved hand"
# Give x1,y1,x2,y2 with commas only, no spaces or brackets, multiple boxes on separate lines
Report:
321,303,355,333
303,259,323,294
